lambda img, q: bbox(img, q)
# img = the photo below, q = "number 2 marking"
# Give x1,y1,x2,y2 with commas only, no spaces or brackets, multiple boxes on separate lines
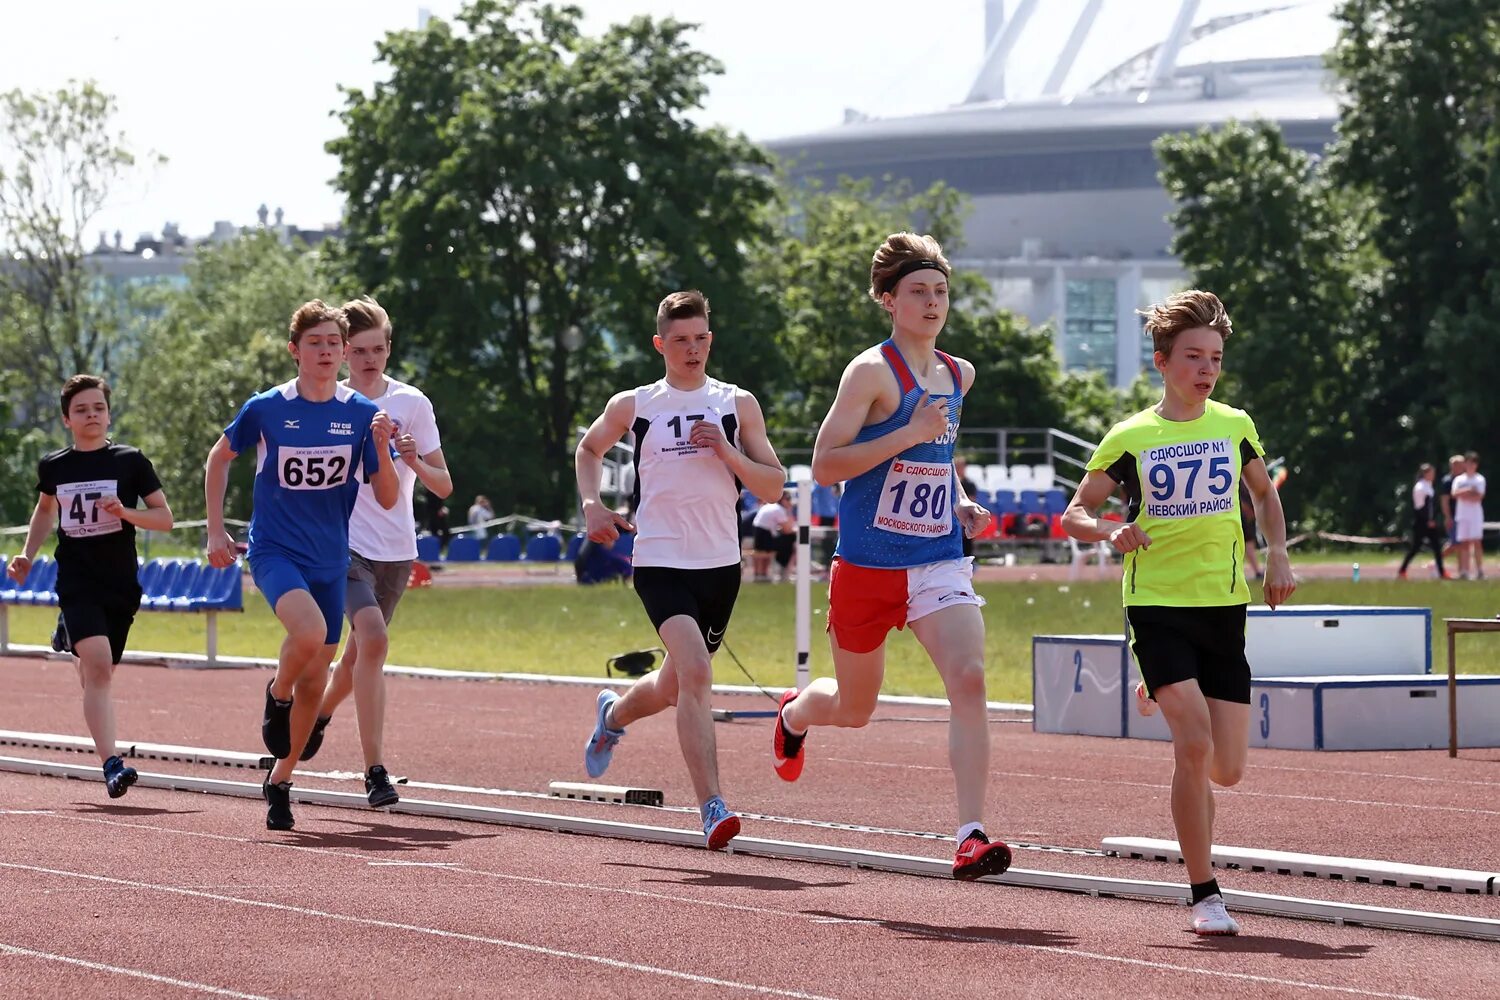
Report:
1073,650,1084,693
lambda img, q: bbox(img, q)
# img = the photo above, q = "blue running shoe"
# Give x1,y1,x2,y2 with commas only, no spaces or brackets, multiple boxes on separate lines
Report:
701,796,741,850
102,755,137,799
584,690,625,778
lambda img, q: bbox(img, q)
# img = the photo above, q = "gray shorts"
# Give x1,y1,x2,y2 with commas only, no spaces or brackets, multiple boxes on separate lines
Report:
347,551,413,625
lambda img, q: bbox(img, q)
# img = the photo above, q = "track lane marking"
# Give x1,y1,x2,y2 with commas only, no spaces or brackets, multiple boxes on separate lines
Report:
0,941,276,999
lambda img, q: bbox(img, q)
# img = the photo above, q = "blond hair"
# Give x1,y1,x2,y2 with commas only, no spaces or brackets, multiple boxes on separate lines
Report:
869,233,951,303
1139,290,1232,357
343,295,392,346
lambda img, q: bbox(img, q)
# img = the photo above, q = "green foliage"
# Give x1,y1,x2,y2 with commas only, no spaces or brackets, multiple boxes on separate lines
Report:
0,81,156,420
117,232,324,520
0,376,49,524
328,0,776,514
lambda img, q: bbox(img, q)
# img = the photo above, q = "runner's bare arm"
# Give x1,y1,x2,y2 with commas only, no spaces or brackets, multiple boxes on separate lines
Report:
6,493,58,582
1063,470,1149,551
811,357,946,486
575,391,636,542
203,435,240,568
404,445,452,499
103,489,173,532
1244,457,1295,608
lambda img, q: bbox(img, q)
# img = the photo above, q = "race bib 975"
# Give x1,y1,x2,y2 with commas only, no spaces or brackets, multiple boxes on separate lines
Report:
1141,439,1235,519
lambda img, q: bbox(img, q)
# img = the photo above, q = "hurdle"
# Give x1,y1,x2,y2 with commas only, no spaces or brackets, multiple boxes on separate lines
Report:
5,753,1497,942
1103,837,1498,895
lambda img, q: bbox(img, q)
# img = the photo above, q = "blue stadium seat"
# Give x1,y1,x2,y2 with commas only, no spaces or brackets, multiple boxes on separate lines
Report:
446,535,483,562
524,534,562,563
1044,488,1069,515
564,532,585,562
482,535,519,562
167,561,207,609
22,558,58,604
985,490,1018,515
192,563,244,610
146,560,185,608
147,560,196,610
137,558,166,595
1019,490,1047,516
415,533,441,563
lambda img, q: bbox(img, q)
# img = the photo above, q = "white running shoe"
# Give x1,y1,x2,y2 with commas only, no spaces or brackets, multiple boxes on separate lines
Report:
1191,894,1242,936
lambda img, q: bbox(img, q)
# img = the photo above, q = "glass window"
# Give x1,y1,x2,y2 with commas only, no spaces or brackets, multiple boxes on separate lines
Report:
1063,278,1116,383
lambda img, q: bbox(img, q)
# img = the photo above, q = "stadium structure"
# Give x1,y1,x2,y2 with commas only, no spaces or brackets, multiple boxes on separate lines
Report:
766,0,1341,387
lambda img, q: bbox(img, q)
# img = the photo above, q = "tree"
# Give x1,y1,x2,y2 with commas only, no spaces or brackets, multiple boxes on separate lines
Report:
328,0,776,514
0,379,49,524
118,232,325,521
0,81,155,423
1330,0,1500,467
1155,121,1373,529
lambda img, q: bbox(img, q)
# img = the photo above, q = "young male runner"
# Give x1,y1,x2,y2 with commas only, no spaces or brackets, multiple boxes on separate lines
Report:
1062,289,1295,936
577,290,786,850
298,297,451,809
204,300,398,830
7,375,173,798
770,233,1011,881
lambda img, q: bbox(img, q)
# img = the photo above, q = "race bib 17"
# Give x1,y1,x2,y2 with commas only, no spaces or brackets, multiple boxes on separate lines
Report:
654,410,720,460
874,459,954,537
277,445,354,491
1141,438,1235,518
56,479,122,537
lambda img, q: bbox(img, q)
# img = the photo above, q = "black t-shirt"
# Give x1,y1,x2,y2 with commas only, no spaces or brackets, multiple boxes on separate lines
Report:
35,443,162,600
1440,473,1455,500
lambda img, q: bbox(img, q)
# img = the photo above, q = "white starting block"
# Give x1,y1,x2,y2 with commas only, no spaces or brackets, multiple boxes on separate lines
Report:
1034,606,1500,749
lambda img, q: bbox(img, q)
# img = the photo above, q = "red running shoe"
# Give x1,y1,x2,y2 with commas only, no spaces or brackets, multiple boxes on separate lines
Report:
952,832,1012,881
773,689,806,782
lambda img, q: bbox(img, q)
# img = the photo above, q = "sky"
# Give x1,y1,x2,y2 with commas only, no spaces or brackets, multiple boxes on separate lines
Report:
0,1,1328,243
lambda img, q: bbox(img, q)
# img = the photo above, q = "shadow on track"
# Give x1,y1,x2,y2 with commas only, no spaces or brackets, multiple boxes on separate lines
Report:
1155,934,1375,961
803,911,1079,948
70,802,203,818
603,861,854,892
271,818,500,853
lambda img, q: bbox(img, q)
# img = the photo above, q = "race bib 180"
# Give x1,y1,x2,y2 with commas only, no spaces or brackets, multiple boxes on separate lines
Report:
56,479,122,537
874,459,954,537
1141,438,1235,518
277,445,353,491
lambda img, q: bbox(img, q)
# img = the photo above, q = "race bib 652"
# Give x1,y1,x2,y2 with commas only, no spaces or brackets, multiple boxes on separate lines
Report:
277,445,353,491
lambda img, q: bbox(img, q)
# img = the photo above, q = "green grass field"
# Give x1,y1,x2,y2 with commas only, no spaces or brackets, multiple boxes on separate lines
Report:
6,578,1497,702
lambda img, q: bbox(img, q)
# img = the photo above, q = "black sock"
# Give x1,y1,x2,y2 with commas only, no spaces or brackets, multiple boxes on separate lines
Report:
1190,878,1221,905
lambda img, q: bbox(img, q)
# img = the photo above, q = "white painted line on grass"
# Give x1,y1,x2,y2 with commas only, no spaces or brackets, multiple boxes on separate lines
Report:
0,863,842,1000
0,941,275,999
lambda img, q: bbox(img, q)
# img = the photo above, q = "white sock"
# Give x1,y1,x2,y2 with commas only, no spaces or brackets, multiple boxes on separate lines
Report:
956,822,985,844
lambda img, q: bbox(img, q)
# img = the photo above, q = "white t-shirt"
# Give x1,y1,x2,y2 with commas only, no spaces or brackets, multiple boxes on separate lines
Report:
753,502,793,533
344,377,442,562
1453,472,1486,520
630,376,742,569
1412,478,1434,513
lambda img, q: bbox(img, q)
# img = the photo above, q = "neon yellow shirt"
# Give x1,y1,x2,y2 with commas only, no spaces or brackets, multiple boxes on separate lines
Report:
1087,400,1264,607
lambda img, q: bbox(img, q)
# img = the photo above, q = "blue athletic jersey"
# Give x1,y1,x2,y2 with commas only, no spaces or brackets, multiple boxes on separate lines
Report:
224,379,382,573
835,342,965,569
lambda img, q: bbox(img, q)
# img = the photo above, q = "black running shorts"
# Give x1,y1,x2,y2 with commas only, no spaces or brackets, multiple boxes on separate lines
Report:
58,596,139,665
633,564,741,653
1127,604,1251,704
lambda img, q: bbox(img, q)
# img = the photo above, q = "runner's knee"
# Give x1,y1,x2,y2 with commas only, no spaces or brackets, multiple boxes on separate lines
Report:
673,656,713,697
941,660,986,706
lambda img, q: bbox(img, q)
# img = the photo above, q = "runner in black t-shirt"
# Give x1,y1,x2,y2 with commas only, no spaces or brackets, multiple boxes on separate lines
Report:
6,375,173,798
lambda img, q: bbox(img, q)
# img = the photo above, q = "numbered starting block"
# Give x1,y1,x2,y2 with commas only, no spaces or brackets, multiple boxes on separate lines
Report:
1034,606,1500,750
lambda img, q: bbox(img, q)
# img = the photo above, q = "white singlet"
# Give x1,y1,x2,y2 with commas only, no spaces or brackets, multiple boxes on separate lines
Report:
630,377,743,569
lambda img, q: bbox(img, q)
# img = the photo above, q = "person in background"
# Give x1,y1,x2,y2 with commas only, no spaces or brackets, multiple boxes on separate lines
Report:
467,495,494,540
1398,463,1446,580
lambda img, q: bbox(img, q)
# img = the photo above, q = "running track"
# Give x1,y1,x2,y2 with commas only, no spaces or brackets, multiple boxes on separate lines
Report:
2,656,1498,999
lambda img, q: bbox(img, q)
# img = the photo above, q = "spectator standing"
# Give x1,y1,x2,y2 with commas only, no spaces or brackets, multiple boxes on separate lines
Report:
1452,452,1486,580
1398,463,1447,580
467,495,494,540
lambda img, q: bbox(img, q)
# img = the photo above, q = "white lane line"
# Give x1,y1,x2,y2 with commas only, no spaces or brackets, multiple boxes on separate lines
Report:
366,861,459,868
1,813,1445,999
0,809,54,815
0,941,276,999
828,759,1500,818
0,862,841,1000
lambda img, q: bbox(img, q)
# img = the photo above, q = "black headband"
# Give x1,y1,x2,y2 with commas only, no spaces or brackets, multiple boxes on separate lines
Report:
880,258,948,294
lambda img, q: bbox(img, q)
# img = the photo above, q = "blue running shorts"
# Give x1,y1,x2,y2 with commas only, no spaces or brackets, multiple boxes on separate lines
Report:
250,554,347,645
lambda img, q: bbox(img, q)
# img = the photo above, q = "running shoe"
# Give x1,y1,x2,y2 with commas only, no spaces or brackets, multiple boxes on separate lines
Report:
263,774,295,831
102,755,137,799
262,680,293,760
701,797,741,850
299,715,333,761
772,689,806,782
952,831,1012,881
50,614,71,655
365,764,400,808
1191,894,1241,936
584,689,625,779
